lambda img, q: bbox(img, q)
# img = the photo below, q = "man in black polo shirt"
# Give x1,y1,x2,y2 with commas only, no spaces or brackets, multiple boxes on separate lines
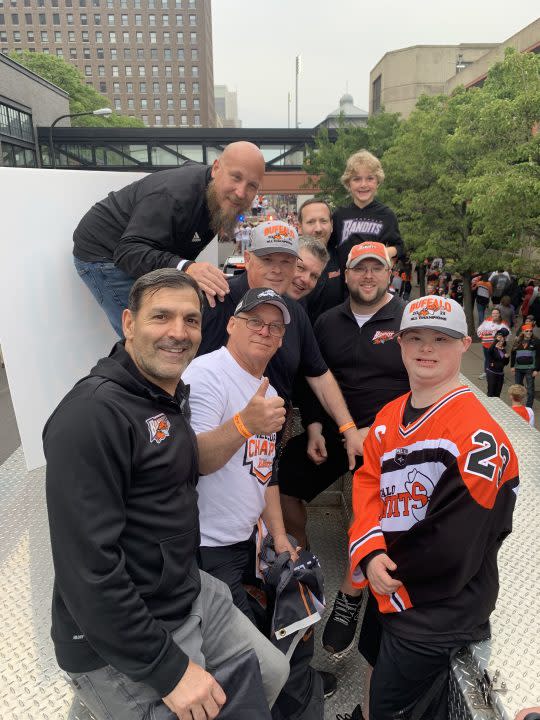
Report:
197,220,366,469
278,242,410,662
73,141,265,335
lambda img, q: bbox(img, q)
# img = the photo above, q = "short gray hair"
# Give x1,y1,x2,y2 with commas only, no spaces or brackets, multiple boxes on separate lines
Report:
298,236,330,265
128,268,205,315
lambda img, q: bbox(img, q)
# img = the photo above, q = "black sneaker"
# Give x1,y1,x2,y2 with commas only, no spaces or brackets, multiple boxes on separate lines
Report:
336,705,364,720
319,670,337,699
322,590,364,659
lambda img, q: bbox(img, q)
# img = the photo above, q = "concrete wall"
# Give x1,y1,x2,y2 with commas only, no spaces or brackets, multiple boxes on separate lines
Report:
446,17,540,93
0,54,69,129
369,44,496,118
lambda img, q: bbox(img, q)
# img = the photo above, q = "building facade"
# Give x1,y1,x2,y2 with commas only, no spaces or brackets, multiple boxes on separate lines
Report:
0,52,69,166
214,84,240,128
369,44,496,118
0,0,215,128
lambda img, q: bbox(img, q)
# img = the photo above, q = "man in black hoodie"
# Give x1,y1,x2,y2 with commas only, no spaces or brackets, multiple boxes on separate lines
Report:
43,269,289,720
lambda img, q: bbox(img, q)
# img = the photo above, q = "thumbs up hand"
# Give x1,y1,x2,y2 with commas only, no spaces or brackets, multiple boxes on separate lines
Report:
240,378,286,436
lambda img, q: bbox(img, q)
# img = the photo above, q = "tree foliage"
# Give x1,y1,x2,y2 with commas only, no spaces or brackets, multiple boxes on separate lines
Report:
303,111,401,206
10,51,143,127
380,48,540,330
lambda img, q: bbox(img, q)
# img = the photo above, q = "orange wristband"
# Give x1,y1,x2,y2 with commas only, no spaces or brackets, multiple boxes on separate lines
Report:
339,421,356,434
233,413,252,440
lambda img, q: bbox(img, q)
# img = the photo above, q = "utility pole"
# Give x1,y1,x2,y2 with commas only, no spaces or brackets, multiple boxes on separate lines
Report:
295,55,302,128
287,91,291,129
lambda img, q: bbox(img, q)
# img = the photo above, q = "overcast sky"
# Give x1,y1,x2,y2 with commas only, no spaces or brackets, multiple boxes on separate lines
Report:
212,1,539,128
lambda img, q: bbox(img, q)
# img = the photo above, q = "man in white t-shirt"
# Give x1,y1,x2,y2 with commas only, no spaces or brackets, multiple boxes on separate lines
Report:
183,287,298,621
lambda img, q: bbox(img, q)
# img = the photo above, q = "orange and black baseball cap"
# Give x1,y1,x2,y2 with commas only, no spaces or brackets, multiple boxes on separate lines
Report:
346,242,391,269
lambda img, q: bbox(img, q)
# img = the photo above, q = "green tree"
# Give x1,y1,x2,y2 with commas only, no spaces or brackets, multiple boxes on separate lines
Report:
380,48,540,332
10,51,143,127
303,111,401,206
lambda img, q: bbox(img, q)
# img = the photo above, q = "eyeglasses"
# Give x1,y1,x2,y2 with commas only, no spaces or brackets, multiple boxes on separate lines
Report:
348,264,388,276
235,315,286,337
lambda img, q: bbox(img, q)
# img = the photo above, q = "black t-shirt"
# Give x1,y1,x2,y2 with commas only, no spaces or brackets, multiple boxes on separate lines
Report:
73,163,214,278
197,272,328,403
329,200,405,274
304,245,345,324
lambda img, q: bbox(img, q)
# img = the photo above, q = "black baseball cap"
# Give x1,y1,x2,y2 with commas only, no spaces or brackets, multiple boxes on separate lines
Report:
234,287,291,324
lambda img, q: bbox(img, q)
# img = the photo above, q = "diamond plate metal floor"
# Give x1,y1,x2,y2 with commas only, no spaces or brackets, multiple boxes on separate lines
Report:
1,374,539,719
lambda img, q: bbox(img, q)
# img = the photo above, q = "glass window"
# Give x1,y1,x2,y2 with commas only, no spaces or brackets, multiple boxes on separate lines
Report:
166,82,172,92
121,13,128,24
122,31,129,42
139,81,146,92
55,30,62,41
152,65,158,75
110,47,117,58
85,65,92,75
176,31,183,42
38,14,45,24
92,0,100,6
94,13,100,23
162,13,168,24
138,65,145,76
109,30,116,41
123,48,130,58
107,14,114,24
98,66,105,77
179,81,185,93
0,31,7,42
66,13,73,23
180,115,187,125
175,14,182,25
114,98,121,110
27,30,34,41
40,30,48,40
152,81,159,92
136,31,143,42
148,14,155,25
178,64,184,76
134,14,141,24
164,65,171,76
126,81,133,91
127,98,134,109
192,81,198,93
193,98,199,109
136,48,144,58
96,47,104,58
68,30,75,41
190,31,195,43
112,65,118,76
125,65,132,75
150,48,158,58
53,12,60,23
167,114,174,126
141,98,147,109
95,30,103,41
194,114,199,125
148,0,155,7
24,12,31,23
81,30,89,40
142,115,148,125
56,48,63,56
11,12,18,23
180,98,186,108
189,13,195,25
134,0,141,6
163,48,171,59
113,81,120,91
163,31,170,43
166,98,173,108
155,114,161,125
83,47,90,57
149,31,157,43
191,48,197,60
177,48,184,59
99,81,107,92
80,13,87,24
154,99,160,109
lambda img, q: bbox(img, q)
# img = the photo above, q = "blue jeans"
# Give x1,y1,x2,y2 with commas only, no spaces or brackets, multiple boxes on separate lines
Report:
74,257,134,337
515,369,536,408
476,300,488,325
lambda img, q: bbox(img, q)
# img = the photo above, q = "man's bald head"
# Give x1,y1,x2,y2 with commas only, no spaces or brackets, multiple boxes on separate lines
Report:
208,142,265,237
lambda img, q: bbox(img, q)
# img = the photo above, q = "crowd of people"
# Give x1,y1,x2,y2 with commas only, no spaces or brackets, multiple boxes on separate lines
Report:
42,141,530,720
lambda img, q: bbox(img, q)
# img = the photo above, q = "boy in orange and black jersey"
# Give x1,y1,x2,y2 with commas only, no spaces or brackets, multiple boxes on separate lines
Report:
346,296,519,720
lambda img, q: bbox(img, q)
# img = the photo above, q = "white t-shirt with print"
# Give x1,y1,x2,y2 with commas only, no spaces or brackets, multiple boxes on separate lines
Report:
183,346,278,547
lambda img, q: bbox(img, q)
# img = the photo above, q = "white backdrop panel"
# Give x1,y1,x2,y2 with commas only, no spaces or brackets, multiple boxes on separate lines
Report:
0,167,218,471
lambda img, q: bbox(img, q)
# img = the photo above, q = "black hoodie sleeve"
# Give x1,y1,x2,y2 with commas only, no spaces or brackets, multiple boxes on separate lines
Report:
44,392,189,697
112,191,192,278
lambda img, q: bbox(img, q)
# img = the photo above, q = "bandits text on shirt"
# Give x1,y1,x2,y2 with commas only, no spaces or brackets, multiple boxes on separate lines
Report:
341,218,384,244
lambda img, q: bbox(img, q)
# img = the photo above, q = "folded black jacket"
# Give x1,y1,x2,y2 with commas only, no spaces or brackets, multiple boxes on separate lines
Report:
43,342,200,697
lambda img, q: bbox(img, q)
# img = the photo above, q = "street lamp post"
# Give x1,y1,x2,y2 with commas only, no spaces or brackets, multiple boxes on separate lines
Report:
48,107,112,169
295,55,302,129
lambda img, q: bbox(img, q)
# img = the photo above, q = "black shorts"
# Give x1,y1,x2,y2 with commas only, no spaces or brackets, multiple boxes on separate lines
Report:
277,429,363,502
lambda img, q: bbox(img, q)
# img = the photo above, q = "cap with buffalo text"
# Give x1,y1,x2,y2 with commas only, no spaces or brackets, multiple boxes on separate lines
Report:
346,242,391,269
247,220,299,258
234,287,291,324
399,296,468,338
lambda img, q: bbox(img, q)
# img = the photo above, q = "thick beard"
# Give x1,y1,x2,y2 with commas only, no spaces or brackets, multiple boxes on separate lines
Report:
206,181,242,239
348,284,388,308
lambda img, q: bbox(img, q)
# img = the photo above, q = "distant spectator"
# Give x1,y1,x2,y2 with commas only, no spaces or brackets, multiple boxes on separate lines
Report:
525,315,540,341
486,332,510,398
489,269,511,304
495,295,515,329
474,276,493,324
390,270,403,295
477,308,509,379
399,271,412,301
508,384,535,426
510,324,540,407
450,275,464,305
